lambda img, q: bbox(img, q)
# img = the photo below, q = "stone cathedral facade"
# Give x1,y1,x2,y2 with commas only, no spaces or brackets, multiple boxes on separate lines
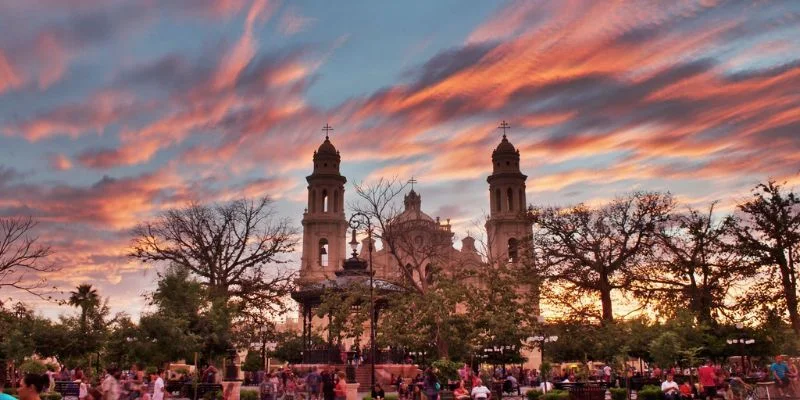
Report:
293,129,541,368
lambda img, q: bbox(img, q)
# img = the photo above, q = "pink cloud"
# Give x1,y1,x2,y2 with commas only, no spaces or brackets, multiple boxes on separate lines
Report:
0,50,23,93
48,154,73,171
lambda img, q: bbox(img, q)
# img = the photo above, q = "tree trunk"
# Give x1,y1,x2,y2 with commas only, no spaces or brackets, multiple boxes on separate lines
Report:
777,254,800,335
599,273,614,323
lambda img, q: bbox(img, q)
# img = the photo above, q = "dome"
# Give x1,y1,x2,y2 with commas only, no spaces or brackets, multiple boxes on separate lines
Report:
316,137,338,155
493,135,517,155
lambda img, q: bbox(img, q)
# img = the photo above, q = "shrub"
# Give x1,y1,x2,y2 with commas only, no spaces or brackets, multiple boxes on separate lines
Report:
42,392,63,400
527,389,542,400
240,390,258,400
431,359,461,383
203,390,223,400
19,360,48,375
542,389,569,400
610,387,627,400
638,385,663,400
362,395,399,400
145,366,158,376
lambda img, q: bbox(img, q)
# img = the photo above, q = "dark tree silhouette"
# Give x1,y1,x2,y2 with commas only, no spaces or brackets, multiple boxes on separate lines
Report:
631,203,754,326
68,283,100,328
728,180,800,334
0,216,57,298
529,191,674,323
129,197,297,315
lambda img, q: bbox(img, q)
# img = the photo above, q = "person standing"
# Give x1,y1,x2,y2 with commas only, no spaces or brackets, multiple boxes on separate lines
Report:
260,374,276,400
102,368,121,400
150,370,167,400
771,355,792,398
333,372,347,400
321,369,335,400
423,368,440,400
306,369,321,400
698,360,716,400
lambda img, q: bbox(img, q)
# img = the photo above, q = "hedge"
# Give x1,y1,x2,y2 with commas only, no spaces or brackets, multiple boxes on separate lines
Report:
42,392,63,400
638,385,664,400
526,389,541,400
240,390,258,400
362,395,399,400
610,387,627,400
542,390,569,400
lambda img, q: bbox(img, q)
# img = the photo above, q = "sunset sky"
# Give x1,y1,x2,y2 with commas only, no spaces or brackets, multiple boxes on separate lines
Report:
1,0,799,319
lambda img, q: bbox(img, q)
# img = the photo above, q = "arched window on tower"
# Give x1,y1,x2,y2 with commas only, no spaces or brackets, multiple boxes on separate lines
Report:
495,189,502,212
333,190,339,213
319,238,329,267
519,188,525,212
508,238,519,263
310,190,316,213
507,188,514,212
322,190,329,213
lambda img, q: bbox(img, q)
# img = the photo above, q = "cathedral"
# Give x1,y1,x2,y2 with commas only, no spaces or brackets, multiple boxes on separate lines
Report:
291,125,540,369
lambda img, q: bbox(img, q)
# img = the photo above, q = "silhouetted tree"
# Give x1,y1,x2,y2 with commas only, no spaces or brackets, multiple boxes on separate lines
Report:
528,191,674,323
632,203,754,326
0,216,57,298
728,181,800,334
69,283,100,329
129,197,297,317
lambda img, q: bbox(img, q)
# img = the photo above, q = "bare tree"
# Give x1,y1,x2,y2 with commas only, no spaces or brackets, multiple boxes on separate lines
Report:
0,216,57,299
351,178,472,357
129,197,297,316
528,191,674,323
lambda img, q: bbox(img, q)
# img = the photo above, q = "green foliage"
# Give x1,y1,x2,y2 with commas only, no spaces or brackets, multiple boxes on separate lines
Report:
526,389,541,400
240,390,259,400
19,359,47,374
242,351,262,372
610,388,627,400
42,392,63,400
541,390,569,400
431,359,461,382
203,391,223,400
638,385,664,400
145,366,158,375
362,395,399,400
649,331,683,367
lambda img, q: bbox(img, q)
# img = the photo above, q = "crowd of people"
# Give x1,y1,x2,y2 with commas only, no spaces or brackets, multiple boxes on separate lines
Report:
1,367,168,400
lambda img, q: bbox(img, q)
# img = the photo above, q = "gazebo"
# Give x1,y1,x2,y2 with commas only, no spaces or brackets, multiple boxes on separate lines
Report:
291,251,405,364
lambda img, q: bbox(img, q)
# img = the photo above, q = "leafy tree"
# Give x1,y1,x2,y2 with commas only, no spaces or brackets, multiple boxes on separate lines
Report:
528,192,674,322
0,216,57,299
633,203,752,326
728,181,800,334
648,331,683,368
351,178,479,358
241,351,262,372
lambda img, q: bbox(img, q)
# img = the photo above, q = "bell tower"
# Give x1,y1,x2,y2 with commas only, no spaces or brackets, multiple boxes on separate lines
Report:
485,121,531,265
300,125,348,283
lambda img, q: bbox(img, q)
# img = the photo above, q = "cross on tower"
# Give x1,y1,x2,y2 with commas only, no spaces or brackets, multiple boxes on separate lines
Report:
322,123,334,139
408,176,418,190
498,120,511,138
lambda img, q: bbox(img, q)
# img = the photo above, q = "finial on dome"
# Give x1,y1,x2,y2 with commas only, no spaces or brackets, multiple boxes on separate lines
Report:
322,123,334,140
498,120,511,139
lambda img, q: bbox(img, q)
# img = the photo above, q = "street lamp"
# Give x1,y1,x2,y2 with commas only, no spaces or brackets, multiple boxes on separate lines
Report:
727,323,755,374
349,212,375,388
527,316,558,394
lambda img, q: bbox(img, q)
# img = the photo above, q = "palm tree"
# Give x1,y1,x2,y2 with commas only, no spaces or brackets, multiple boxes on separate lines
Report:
69,283,100,328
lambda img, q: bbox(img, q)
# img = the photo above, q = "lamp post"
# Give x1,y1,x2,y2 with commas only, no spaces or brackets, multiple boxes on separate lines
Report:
727,323,755,375
528,316,558,394
349,212,375,388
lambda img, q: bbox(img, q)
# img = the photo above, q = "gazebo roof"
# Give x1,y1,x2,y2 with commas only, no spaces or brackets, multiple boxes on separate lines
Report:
291,255,405,303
